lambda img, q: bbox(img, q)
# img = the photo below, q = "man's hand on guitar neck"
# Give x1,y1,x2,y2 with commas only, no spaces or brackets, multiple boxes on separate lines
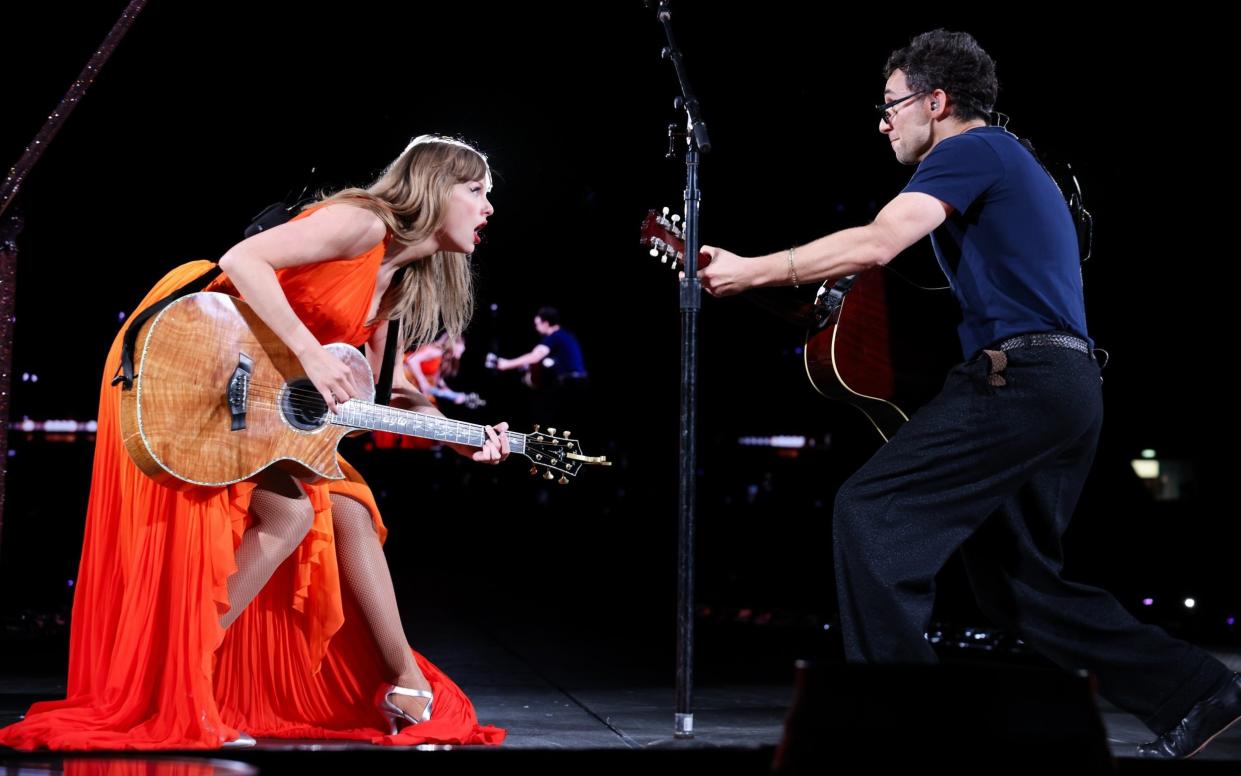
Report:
696,245,773,297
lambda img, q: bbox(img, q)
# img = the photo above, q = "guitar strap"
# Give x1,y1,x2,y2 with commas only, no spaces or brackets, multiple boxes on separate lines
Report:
112,264,223,391
373,267,406,407
112,264,403,408
1015,135,1093,262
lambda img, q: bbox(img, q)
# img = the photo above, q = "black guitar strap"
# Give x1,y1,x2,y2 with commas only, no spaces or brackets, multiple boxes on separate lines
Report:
1015,135,1093,262
373,267,407,407
112,265,223,390
371,319,399,406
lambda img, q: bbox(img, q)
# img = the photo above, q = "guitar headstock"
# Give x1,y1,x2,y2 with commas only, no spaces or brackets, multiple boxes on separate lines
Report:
430,387,487,409
458,392,486,410
639,207,699,272
519,425,610,484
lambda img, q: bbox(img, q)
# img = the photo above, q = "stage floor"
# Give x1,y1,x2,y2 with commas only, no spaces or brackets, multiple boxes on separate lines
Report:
4,612,1241,770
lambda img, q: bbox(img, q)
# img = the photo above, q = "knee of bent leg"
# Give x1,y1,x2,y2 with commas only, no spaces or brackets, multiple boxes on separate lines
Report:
250,489,316,555
832,480,867,539
329,495,377,543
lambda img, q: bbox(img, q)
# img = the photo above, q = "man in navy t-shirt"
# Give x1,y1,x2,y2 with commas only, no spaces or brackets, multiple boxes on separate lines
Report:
697,29,1238,760
495,306,589,431
495,306,587,385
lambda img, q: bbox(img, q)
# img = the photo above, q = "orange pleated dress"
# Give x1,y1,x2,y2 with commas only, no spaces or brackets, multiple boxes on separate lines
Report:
0,210,505,750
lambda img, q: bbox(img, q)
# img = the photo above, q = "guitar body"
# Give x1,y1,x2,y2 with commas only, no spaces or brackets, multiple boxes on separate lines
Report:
119,292,373,486
803,268,959,441
523,358,553,390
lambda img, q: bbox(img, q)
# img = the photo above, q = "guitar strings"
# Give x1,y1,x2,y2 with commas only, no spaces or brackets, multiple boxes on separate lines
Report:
232,397,530,453
236,383,527,445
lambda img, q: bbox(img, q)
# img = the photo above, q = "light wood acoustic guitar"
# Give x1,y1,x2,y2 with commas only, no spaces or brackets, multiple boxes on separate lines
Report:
119,292,607,486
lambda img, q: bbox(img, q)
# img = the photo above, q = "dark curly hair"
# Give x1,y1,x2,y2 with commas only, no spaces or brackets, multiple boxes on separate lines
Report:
884,30,998,122
536,306,561,326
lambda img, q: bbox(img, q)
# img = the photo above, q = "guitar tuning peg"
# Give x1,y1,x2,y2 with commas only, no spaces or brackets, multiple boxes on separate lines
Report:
671,214,681,224
662,206,670,216
547,427,557,436
529,465,539,476
563,430,571,438
532,424,540,432
558,475,569,485
650,248,660,257
543,470,554,480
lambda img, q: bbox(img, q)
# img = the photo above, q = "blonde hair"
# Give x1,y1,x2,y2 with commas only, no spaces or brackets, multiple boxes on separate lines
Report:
315,135,490,350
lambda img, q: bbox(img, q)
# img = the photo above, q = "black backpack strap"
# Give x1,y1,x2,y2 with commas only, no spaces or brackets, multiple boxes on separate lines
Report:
112,265,223,390
244,198,314,239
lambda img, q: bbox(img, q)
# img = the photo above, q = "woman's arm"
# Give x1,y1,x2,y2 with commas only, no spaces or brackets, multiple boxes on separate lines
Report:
218,204,387,412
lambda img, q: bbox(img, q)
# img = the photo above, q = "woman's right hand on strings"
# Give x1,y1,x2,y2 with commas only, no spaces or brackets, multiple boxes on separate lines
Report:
216,204,389,415
300,345,362,414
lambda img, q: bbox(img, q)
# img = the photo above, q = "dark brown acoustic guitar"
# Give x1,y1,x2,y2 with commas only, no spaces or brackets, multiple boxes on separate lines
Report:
641,208,959,441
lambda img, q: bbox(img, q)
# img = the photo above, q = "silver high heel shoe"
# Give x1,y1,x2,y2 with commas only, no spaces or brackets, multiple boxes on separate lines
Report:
221,731,257,749
376,683,434,734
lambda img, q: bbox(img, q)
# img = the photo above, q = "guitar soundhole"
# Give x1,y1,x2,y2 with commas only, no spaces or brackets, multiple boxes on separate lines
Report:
282,379,329,431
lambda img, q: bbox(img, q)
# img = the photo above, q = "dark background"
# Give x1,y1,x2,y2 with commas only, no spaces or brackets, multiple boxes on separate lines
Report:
0,3,1228,671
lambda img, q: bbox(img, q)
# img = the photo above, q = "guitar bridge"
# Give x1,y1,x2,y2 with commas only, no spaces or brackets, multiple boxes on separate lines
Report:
814,274,858,329
228,353,255,431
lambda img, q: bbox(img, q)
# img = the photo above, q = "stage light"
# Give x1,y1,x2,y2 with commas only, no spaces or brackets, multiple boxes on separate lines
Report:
738,435,807,448
1131,459,1159,479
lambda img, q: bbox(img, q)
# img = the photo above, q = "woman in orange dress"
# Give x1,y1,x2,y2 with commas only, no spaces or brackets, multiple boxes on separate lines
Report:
405,334,466,400
0,135,506,749
374,334,470,450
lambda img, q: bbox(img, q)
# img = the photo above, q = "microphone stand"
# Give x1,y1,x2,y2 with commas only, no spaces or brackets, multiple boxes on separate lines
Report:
652,0,711,740
0,0,149,559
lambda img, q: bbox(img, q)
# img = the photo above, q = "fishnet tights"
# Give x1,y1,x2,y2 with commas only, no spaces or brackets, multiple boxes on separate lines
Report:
331,494,431,721
219,479,314,630
218,475,430,721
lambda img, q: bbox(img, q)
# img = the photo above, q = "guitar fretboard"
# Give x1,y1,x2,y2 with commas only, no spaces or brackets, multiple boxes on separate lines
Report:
333,401,527,454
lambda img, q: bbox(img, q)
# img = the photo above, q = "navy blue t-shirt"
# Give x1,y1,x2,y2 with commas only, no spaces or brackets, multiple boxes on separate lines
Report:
541,329,587,378
902,126,1090,358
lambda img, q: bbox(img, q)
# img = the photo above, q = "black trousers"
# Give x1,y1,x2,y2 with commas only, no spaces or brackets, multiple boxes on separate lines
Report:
832,344,1228,734
531,375,590,438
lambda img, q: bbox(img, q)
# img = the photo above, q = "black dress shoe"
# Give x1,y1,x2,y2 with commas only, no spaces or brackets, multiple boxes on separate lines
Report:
1137,673,1241,759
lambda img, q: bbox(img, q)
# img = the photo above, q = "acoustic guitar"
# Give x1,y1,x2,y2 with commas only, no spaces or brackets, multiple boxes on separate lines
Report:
119,292,607,486
641,208,959,440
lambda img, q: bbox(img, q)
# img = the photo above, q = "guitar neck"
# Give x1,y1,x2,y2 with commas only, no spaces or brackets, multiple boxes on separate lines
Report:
332,401,526,454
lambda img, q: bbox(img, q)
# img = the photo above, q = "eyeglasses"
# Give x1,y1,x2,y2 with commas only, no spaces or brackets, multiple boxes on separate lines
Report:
876,91,928,127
